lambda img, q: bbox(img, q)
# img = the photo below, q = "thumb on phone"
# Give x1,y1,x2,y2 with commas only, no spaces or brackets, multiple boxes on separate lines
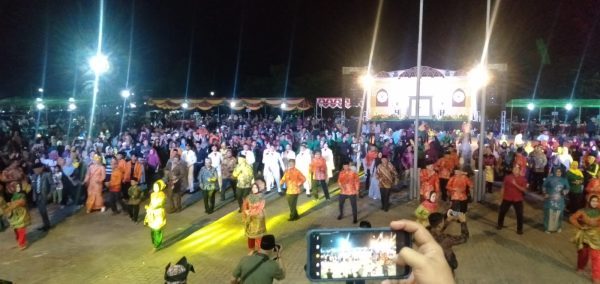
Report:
397,246,427,268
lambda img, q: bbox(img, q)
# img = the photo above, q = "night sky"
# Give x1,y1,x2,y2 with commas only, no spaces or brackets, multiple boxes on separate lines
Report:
0,0,598,101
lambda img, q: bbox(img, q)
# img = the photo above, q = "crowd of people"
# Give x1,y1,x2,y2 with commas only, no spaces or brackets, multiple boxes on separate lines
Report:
2,110,600,283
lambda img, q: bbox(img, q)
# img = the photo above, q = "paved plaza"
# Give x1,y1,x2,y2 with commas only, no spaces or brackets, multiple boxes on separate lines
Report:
0,182,589,283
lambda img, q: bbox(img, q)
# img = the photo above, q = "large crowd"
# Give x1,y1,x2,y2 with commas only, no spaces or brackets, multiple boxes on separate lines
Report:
2,110,600,283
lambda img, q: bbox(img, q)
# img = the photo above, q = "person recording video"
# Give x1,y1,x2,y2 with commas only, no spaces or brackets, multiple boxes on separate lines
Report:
231,234,285,284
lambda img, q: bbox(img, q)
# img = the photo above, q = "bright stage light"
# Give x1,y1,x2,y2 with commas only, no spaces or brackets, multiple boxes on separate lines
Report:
68,97,75,103
129,102,136,108
68,103,77,111
527,102,535,111
468,64,490,90
181,101,189,109
36,101,45,110
120,89,131,98
38,88,44,93
230,101,236,107
565,103,573,111
359,74,374,89
210,91,215,96
89,54,109,75
281,102,287,109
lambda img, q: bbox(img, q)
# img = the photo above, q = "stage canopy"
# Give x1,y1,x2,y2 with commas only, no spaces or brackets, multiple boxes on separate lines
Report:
147,98,312,111
506,99,600,108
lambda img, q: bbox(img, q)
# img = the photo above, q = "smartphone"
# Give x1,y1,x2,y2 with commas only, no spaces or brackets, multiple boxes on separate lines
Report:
306,228,411,281
448,209,461,217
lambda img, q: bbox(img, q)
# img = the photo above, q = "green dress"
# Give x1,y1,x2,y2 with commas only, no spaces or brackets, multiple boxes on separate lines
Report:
3,192,31,229
242,193,266,239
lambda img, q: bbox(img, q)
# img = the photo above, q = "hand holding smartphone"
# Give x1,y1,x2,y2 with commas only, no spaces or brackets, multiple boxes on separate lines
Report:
306,227,411,281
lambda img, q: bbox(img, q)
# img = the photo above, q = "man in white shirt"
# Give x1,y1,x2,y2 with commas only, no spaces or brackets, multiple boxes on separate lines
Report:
321,143,335,182
240,144,255,166
282,144,296,169
295,143,312,195
208,145,223,190
263,144,285,193
182,143,197,193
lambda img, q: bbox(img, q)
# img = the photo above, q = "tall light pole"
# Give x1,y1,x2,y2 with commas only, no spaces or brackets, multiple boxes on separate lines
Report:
119,89,131,135
356,0,384,138
88,0,108,139
476,0,496,202
34,88,44,136
410,0,424,200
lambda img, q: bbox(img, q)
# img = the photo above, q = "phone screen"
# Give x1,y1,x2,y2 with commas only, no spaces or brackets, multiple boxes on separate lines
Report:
306,228,411,281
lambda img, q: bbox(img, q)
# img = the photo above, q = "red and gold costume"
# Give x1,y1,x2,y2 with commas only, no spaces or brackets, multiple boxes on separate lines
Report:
570,197,600,282
420,169,440,201
280,168,306,195
310,157,328,181
338,169,360,195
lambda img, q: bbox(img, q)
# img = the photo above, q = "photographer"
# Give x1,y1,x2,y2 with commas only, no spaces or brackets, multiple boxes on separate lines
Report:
231,234,285,284
427,211,469,275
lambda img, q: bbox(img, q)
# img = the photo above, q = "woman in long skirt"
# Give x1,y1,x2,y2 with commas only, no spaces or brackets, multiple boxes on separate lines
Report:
543,167,570,233
368,152,382,200
570,194,600,283
242,182,266,254
83,155,106,213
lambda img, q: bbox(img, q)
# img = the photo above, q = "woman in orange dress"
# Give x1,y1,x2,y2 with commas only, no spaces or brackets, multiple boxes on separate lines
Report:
84,155,106,213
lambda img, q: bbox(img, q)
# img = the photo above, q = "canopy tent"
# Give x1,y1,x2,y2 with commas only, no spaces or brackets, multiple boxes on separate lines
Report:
506,99,600,127
506,99,600,108
147,98,311,111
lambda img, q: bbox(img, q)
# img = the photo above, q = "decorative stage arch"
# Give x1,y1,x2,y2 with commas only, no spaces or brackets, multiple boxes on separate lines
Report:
147,98,312,111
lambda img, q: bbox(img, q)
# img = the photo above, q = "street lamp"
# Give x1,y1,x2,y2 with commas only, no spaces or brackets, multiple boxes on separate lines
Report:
565,103,573,111
89,54,109,75
358,74,374,89
468,64,490,90
35,98,45,110
120,89,131,99
527,102,535,111
68,97,76,111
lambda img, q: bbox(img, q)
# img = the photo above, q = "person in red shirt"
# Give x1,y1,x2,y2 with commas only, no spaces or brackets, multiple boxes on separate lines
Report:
337,161,360,223
497,164,529,235
447,168,473,213
435,151,456,202
420,161,440,202
310,151,330,200
280,160,306,221
107,159,126,215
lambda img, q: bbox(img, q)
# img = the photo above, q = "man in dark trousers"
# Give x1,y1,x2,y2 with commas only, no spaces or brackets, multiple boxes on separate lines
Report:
32,163,52,231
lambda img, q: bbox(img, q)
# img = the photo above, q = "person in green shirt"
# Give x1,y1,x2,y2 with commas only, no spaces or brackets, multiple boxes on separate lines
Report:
231,234,285,284
127,178,143,222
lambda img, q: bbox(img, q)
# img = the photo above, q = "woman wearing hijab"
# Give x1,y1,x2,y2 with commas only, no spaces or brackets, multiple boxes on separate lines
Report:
144,180,167,249
567,161,585,214
542,167,570,233
242,180,267,255
570,195,600,283
83,155,106,213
